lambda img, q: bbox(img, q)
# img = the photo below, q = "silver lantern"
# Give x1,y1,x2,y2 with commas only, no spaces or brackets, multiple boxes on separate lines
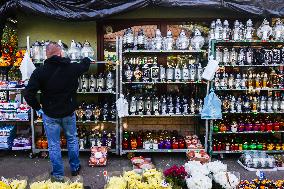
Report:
176,29,189,50
31,41,42,63
97,73,106,92
272,18,284,40
222,20,230,40
137,28,146,50
164,30,174,51
150,57,159,82
89,75,97,92
129,96,137,115
244,19,254,40
166,66,174,81
106,71,115,92
159,65,166,82
181,63,189,81
42,40,50,60
257,18,272,40
233,20,241,41
144,96,152,115
153,29,163,50
152,96,160,115
58,40,68,57
223,48,230,65
191,28,205,51
214,19,223,40
209,21,216,40
174,64,182,82
68,40,81,62
81,40,94,59
81,75,88,93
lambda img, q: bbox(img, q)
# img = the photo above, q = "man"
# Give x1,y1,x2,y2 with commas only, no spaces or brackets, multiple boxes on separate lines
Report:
24,42,91,181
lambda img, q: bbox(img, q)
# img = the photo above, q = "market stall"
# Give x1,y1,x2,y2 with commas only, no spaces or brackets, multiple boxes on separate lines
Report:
0,0,284,188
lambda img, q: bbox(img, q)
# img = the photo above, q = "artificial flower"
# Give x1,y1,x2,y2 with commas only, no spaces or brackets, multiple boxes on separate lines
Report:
214,172,239,189
186,172,212,189
185,161,210,176
207,160,227,175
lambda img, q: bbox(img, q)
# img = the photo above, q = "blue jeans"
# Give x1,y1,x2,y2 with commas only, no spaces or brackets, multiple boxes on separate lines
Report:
43,112,80,179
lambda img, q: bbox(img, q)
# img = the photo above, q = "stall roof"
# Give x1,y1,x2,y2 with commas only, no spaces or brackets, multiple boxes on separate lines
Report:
0,0,284,21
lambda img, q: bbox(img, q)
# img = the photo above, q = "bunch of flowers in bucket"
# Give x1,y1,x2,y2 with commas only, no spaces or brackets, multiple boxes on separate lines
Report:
163,165,187,189
184,160,240,189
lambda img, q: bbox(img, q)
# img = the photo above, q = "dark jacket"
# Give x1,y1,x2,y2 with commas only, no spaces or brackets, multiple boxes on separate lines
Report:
24,55,91,118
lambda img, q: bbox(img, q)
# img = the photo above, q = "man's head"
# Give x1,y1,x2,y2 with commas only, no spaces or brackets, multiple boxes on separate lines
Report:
46,42,63,58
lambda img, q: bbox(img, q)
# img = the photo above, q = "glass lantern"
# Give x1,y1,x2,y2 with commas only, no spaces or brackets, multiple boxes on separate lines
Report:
68,40,81,62
81,40,94,59
257,18,272,40
31,41,43,63
191,28,205,51
176,29,189,50
58,40,68,57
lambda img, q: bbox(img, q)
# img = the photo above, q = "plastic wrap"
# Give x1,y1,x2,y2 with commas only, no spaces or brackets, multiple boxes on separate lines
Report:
1,0,284,21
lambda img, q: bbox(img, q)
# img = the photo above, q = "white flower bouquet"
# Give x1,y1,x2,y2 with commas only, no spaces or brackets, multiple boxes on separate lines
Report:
213,171,240,189
184,161,210,176
186,173,212,189
207,160,227,175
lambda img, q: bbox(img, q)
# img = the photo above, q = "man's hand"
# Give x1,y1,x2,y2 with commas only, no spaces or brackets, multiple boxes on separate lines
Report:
36,109,44,117
87,57,95,62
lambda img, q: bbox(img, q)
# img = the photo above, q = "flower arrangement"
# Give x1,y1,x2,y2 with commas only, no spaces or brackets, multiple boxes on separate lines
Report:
13,49,26,67
0,178,27,189
239,179,284,188
213,172,240,189
207,160,227,175
30,180,83,189
163,165,187,189
185,161,210,176
105,169,172,189
186,172,212,189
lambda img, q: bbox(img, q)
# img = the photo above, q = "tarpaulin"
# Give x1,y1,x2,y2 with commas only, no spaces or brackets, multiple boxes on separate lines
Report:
0,0,284,21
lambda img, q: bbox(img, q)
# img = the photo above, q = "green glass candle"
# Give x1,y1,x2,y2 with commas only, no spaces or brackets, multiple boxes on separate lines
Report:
257,143,263,150
243,142,248,150
250,143,257,150
213,124,219,132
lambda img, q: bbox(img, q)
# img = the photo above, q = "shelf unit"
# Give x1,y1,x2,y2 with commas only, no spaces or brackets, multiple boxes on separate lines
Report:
212,150,284,154
213,131,284,135
0,69,31,152
118,37,208,155
125,114,201,117
122,81,207,85
28,37,120,155
33,148,116,153
121,148,204,154
208,39,284,157
123,49,207,54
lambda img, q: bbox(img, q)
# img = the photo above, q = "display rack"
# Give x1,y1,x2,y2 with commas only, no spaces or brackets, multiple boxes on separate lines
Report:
0,66,31,151
28,37,120,155
209,39,284,157
118,37,208,155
